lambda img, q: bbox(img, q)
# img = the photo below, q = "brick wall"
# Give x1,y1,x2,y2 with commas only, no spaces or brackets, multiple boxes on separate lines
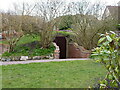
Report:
68,43,91,58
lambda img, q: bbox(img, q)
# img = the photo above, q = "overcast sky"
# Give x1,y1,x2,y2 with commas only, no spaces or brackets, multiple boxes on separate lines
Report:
0,0,119,11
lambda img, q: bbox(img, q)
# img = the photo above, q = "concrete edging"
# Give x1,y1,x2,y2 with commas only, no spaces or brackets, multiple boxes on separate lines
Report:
1,58,90,65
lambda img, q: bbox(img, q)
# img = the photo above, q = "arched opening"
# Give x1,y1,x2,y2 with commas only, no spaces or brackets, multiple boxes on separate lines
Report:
54,36,66,59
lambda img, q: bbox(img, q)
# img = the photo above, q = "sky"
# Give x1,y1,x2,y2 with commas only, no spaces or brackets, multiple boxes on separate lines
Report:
0,0,119,11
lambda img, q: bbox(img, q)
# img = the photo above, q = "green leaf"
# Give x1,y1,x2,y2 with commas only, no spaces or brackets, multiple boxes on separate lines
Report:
103,41,109,46
100,34,105,36
100,84,106,87
118,42,120,46
110,31,116,34
98,37,106,44
106,35,112,42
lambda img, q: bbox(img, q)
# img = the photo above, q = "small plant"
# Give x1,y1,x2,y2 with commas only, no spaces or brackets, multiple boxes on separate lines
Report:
91,31,120,88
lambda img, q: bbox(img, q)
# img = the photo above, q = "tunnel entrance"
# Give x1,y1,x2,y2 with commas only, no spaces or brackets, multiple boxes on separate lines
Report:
54,36,66,59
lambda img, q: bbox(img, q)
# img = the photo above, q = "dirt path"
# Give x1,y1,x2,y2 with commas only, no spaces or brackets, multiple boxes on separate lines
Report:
1,58,90,65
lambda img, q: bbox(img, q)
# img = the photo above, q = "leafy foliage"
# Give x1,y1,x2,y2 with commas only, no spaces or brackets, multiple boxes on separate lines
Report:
2,42,55,57
91,31,120,88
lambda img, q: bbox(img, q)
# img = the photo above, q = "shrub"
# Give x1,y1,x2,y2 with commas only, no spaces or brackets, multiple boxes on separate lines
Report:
91,31,120,88
2,41,55,57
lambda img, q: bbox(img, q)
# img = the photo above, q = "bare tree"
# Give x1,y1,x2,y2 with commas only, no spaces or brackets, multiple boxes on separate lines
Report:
0,12,2,32
34,0,66,48
1,0,66,52
67,1,116,50
2,12,23,52
2,2,36,52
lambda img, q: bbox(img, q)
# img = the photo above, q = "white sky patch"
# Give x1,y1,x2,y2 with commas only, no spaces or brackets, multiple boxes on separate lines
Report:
0,0,119,11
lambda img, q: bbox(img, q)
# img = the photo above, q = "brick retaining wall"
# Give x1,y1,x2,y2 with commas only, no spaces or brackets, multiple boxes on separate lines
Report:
68,43,91,58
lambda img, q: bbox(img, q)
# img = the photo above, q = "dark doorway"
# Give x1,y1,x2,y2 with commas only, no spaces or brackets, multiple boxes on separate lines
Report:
54,36,66,59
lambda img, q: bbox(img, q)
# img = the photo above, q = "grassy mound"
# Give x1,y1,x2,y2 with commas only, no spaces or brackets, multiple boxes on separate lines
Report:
2,41,55,57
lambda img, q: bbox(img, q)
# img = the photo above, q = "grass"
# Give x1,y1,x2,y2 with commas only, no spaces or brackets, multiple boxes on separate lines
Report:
0,34,40,45
17,34,40,46
53,31,74,37
0,64,1,89
0,40,8,44
2,34,54,57
2,60,107,88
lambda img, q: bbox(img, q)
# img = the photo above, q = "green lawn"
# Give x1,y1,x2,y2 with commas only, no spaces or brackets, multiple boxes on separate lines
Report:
2,60,107,88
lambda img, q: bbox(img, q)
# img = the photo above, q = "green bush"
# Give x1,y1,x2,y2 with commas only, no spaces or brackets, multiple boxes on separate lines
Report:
91,31,120,88
2,41,55,57
2,52,12,57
